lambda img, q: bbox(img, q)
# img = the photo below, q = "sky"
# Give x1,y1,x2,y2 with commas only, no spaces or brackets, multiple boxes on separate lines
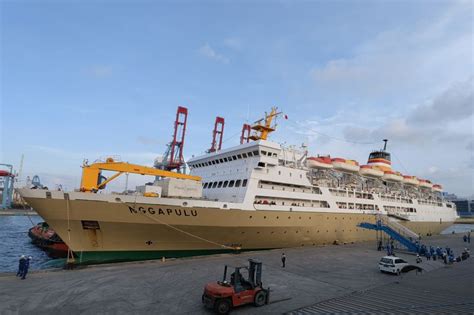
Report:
1,0,473,196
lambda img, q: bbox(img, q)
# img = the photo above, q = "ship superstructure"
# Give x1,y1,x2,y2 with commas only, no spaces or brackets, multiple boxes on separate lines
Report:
18,107,457,264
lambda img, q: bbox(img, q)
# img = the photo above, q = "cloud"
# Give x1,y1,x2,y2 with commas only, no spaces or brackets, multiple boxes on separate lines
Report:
310,2,472,101
224,38,242,50
198,43,229,63
83,65,113,78
408,78,473,125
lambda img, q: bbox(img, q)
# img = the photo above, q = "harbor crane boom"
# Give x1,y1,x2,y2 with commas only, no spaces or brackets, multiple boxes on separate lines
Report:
80,158,201,192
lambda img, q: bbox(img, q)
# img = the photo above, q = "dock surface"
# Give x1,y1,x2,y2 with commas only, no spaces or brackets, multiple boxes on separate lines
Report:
0,234,472,314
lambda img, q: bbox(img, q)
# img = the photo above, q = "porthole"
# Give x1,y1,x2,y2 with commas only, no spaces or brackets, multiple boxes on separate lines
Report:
296,231,298,233
299,216,301,219
284,231,287,234
288,216,291,219
249,216,253,219
264,216,267,219
276,216,279,219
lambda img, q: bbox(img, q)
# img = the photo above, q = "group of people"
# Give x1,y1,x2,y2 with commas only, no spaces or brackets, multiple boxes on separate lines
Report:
17,255,32,280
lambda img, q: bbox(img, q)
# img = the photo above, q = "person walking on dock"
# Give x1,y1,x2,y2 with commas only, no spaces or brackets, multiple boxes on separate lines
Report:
468,232,471,244
21,256,31,280
16,255,26,277
281,253,286,268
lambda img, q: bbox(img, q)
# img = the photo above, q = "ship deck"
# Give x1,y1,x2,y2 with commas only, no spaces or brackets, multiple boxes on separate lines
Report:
0,233,472,314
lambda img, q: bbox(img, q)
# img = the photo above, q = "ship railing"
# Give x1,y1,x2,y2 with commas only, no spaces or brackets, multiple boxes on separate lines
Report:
383,217,419,240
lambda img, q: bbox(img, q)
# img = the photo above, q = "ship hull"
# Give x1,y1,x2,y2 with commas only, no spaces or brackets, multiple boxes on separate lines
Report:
21,191,454,264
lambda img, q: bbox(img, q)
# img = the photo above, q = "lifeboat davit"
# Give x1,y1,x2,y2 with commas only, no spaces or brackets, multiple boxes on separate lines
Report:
359,165,384,178
331,158,360,173
433,184,443,192
403,175,419,186
419,179,433,189
307,156,333,169
383,170,403,182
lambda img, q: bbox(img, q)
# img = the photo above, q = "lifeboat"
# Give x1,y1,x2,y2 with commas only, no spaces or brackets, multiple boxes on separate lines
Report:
331,158,360,173
382,170,403,182
419,179,433,189
359,165,384,178
433,184,443,192
307,156,333,169
403,175,419,186
0,170,12,177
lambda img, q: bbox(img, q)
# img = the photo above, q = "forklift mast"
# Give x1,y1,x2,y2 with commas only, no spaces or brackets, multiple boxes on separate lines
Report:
248,259,262,287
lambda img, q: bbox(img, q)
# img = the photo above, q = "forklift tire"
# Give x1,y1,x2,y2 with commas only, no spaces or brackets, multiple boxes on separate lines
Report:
214,299,231,314
254,290,267,307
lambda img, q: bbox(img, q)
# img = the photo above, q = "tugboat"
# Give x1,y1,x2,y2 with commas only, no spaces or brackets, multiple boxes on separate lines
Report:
28,222,69,258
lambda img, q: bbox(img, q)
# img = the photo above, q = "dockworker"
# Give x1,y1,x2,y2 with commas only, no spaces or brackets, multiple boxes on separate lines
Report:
468,232,471,244
377,240,382,251
21,256,31,280
463,235,468,243
426,250,431,261
416,254,422,264
16,255,26,277
281,253,286,268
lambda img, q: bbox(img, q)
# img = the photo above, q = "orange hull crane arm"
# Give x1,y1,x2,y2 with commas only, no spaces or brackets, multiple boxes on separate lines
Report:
80,158,201,192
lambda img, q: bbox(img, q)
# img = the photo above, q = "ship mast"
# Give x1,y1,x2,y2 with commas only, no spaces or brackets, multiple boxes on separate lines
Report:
249,107,284,141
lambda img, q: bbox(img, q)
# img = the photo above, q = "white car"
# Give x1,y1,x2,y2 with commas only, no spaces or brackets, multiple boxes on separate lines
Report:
379,256,409,275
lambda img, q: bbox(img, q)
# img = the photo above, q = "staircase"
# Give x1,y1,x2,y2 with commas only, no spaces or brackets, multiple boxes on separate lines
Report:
359,215,420,253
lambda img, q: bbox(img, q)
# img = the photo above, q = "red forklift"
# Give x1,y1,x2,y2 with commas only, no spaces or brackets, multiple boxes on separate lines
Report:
202,259,270,314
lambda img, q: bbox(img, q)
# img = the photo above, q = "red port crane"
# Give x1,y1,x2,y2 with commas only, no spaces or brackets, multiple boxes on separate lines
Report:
209,117,225,153
156,106,188,172
240,124,251,144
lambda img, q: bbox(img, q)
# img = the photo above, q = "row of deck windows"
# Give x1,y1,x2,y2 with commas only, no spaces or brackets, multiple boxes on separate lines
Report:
190,149,278,169
203,179,248,189
254,197,330,208
336,202,377,211
384,206,417,213
190,150,259,168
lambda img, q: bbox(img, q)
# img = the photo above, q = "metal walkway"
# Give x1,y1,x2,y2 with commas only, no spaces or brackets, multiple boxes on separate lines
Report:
287,258,474,315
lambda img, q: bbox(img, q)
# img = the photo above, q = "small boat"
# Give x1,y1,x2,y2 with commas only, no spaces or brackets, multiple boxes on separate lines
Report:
403,175,419,186
28,222,69,258
383,170,403,182
359,165,384,178
307,156,333,169
432,184,443,192
419,179,433,189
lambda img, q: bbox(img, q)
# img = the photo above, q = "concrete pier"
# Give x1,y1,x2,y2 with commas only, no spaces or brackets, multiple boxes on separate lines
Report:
0,234,472,314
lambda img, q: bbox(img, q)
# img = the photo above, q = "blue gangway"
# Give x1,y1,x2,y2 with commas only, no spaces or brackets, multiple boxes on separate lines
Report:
358,221,419,253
